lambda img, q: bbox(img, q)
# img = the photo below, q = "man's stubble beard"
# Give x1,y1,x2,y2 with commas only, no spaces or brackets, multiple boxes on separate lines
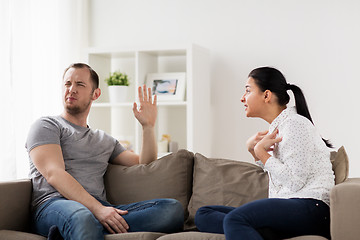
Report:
64,94,93,115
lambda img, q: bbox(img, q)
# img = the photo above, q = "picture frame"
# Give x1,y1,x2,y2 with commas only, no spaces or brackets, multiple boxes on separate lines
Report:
146,72,186,101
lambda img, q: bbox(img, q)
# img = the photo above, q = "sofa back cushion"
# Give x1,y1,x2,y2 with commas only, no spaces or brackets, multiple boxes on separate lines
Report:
0,179,32,232
187,153,268,227
104,149,194,218
330,146,349,185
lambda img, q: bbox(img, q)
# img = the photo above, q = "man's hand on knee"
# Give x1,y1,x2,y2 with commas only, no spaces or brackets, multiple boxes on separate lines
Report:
94,206,129,234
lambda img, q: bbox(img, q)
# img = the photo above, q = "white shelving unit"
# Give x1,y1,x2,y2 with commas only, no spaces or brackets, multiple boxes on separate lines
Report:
86,44,210,156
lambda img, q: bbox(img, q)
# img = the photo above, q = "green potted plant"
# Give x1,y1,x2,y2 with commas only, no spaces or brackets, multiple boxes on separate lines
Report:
105,71,129,86
105,71,130,103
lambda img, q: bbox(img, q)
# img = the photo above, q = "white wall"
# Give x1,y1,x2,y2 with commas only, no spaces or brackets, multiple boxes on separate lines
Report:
89,0,360,177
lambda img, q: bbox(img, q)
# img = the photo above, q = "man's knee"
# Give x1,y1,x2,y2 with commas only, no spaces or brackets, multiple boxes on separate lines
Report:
153,199,184,232
159,199,184,222
63,207,103,239
69,207,98,225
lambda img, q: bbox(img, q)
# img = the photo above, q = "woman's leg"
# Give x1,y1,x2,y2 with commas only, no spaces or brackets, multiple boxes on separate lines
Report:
223,198,330,240
195,205,235,234
114,198,184,233
32,198,104,240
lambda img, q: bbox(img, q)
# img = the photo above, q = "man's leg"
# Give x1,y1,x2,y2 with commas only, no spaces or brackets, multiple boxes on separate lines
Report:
195,205,235,234
32,198,104,240
223,198,331,240
114,198,184,233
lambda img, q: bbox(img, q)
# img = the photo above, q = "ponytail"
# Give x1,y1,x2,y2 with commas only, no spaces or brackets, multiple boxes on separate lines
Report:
287,84,332,148
249,67,333,148
287,84,313,124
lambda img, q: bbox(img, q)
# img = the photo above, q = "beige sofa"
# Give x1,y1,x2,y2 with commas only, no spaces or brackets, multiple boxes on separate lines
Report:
0,147,358,240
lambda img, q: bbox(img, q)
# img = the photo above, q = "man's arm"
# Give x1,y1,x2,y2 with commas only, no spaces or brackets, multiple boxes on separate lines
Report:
112,85,157,166
30,144,129,233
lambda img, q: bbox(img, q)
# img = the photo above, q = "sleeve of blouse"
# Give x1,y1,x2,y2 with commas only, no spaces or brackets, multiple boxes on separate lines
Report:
255,160,265,169
264,118,314,192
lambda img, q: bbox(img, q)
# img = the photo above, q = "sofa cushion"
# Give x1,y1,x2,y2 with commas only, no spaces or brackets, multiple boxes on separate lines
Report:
0,179,32,232
187,153,268,227
0,230,46,240
330,146,349,185
157,231,225,240
330,178,360,240
104,232,165,240
157,232,326,240
104,149,194,218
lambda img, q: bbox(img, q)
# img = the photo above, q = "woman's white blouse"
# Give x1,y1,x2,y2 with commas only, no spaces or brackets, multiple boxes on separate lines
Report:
256,107,335,205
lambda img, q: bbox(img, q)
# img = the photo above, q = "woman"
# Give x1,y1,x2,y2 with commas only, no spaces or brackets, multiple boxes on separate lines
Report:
195,67,334,240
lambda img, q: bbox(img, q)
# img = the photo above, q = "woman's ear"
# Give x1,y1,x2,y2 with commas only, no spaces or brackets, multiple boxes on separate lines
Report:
264,90,272,103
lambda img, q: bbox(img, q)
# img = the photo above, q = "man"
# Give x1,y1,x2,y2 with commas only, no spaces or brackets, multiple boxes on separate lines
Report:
26,63,184,240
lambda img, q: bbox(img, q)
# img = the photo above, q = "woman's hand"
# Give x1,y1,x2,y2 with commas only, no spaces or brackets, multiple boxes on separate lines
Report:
133,85,157,128
247,130,269,152
254,129,282,165
246,130,269,161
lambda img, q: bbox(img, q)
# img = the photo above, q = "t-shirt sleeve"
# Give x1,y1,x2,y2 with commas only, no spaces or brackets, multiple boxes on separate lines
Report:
109,140,126,162
25,117,61,153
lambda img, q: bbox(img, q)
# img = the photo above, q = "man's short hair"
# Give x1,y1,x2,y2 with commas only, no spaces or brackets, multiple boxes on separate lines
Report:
63,63,99,90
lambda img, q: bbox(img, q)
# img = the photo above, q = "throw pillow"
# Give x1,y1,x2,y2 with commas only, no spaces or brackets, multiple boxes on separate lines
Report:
104,149,194,218
330,146,349,185
187,153,268,225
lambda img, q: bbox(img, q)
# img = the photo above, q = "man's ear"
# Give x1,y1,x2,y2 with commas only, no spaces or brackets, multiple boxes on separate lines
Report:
264,90,272,103
92,88,101,100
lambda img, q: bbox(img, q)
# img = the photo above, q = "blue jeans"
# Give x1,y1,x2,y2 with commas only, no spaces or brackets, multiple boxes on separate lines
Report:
195,198,330,240
32,197,184,240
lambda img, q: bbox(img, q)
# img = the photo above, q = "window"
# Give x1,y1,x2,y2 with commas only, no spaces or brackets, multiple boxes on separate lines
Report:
0,0,88,180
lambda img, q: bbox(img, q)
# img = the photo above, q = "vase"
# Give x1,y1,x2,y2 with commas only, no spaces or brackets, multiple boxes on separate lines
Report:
108,85,128,103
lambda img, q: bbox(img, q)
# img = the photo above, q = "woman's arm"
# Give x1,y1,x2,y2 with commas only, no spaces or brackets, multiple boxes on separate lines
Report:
246,130,269,162
255,123,316,192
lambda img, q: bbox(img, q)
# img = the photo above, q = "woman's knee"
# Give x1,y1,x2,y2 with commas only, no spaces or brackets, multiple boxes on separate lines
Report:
195,207,208,231
194,206,212,226
223,208,246,227
196,206,212,215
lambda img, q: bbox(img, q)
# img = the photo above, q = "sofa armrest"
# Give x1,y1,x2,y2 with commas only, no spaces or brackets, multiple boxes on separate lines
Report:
330,178,360,240
0,179,32,232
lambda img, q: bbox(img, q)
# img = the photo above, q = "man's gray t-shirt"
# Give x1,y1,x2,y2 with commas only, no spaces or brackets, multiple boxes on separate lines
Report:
26,116,125,210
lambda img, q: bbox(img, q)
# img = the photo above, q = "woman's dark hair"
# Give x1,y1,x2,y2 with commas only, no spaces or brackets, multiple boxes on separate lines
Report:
63,63,99,90
248,66,332,148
